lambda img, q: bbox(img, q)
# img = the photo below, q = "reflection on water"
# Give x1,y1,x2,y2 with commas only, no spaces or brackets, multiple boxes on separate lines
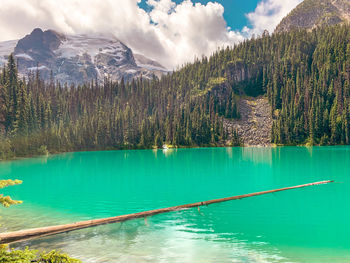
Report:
5,209,287,263
305,146,313,158
241,147,273,165
162,148,176,157
225,147,233,159
1,147,350,263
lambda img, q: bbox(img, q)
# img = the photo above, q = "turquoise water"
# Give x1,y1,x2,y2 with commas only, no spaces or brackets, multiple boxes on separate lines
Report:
0,147,349,262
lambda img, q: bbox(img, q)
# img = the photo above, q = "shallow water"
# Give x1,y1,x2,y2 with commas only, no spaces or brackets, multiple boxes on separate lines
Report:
1,147,349,262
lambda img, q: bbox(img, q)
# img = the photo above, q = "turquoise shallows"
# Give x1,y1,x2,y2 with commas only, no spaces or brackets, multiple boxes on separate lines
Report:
1,147,350,262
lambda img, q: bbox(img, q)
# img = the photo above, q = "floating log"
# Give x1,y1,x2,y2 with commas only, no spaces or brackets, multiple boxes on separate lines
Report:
0,180,333,245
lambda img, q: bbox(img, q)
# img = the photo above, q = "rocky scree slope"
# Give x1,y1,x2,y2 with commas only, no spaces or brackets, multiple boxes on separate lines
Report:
224,97,273,147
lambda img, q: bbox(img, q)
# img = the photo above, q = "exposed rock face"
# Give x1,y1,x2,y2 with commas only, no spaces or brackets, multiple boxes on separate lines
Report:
226,60,253,83
275,0,350,33
225,60,265,97
224,97,273,147
134,54,166,71
0,28,168,84
14,28,65,80
15,28,65,60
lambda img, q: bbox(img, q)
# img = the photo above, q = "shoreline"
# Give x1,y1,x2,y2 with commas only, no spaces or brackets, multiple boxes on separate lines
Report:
1,143,348,163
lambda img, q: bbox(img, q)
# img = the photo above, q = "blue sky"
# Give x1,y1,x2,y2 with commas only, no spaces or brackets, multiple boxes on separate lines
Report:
139,0,259,30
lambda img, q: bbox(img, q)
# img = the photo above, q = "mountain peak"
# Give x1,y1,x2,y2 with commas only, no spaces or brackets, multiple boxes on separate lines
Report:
275,0,350,33
15,28,65,64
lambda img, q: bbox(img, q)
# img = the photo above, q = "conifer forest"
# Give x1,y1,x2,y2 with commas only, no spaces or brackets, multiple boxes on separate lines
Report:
1,24,350,159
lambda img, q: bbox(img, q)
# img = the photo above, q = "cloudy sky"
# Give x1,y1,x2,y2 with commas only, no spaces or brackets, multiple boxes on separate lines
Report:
0,0,303,69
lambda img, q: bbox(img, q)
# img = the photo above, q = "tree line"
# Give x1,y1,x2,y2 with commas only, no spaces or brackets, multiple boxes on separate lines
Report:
0,53,239,159
2,23,350,159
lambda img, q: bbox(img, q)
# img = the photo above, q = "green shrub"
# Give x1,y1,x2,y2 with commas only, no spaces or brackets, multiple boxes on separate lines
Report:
0,139,13,160
0,246,81,263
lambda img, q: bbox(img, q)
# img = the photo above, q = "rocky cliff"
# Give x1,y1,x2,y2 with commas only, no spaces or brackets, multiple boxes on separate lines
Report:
275,0,350,33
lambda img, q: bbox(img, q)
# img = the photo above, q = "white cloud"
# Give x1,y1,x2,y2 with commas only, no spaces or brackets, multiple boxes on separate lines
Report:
147,0,245,68
245,0,303,35
0,0,245,69
0,0,303,69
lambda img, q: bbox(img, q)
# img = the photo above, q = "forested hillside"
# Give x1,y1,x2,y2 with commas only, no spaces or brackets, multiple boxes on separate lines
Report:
229,24,350,145
1,24,350,158
214,24,350,146
0,52,240,158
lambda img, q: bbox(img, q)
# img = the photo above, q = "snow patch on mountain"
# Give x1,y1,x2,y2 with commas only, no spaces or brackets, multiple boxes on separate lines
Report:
15,53,34,60
57,35,129,62
28,65,48,71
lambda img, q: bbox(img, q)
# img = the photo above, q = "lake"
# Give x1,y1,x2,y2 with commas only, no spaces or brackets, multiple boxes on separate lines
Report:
0,147,349,263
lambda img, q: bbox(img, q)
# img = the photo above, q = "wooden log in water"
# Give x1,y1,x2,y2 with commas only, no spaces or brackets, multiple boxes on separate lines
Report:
0,180,333,245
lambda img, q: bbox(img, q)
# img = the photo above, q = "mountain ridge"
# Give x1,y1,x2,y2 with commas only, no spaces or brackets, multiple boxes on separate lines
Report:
0,28,168,84
275,0,350,33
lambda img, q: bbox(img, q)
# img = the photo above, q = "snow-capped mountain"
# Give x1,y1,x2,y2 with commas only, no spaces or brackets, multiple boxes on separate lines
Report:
0,28,168,84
